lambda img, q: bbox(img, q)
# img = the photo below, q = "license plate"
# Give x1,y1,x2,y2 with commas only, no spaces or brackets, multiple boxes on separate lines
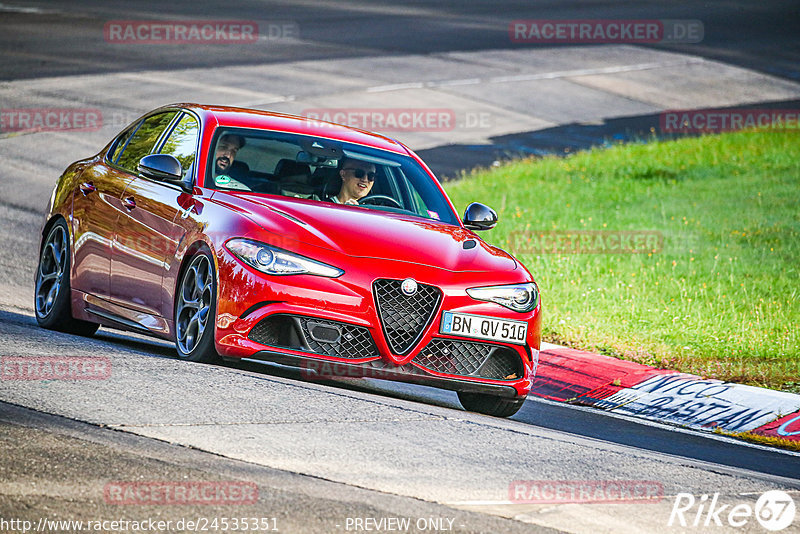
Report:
440,311,528,345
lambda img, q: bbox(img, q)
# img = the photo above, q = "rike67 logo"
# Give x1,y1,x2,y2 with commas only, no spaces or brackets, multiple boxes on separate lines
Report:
669,490,796,531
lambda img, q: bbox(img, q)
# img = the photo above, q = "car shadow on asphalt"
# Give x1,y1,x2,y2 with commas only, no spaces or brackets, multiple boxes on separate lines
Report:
0,308,176,359
0,306,462,413
219,357,465,412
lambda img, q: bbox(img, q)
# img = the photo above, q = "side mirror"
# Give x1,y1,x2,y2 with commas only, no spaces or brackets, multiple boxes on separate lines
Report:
462,202,498,231
138,154,192,192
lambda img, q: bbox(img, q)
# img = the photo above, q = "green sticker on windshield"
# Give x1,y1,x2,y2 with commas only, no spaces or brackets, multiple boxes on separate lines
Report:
215,174,232,185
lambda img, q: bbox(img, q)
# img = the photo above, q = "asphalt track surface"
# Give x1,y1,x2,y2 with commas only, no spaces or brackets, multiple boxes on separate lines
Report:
2,0,798,173
1,0,799,81
1,1,800,532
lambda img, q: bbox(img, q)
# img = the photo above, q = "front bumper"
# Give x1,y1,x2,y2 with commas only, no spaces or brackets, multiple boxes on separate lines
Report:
213,249,541,398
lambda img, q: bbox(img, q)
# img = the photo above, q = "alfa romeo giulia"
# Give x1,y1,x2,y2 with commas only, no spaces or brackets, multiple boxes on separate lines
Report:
34,104,541,417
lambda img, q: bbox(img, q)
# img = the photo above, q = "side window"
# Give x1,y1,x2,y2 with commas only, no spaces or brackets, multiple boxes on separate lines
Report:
157,113,199,177
108,122,140,165
115,111,178,173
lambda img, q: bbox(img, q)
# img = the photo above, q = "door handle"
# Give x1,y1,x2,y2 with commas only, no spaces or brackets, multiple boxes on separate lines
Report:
122,196,136,210
79,182,96,195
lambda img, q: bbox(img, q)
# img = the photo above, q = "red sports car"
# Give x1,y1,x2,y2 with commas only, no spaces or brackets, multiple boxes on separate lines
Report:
35,104,541,417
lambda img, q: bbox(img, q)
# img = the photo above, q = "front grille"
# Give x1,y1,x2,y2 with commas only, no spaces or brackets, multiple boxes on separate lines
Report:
248,314,379,359
373,279,441,355
414,339,522,380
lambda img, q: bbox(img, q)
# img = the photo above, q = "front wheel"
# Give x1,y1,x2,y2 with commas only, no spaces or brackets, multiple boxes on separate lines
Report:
34,219,99,336
174,249,219,363
457,391,525,418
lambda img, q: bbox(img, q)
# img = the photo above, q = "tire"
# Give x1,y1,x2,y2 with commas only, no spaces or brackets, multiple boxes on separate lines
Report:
457,391,526,418
34,219,99,336
174,249,219,363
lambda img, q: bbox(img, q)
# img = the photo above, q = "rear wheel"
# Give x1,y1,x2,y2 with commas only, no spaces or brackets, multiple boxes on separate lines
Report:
174,249,219,363
34,219,99,336
457,391,525,418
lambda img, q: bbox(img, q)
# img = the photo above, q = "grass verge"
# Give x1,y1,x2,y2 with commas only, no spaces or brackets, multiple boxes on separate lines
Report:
445,129,799,391
714,429,800,453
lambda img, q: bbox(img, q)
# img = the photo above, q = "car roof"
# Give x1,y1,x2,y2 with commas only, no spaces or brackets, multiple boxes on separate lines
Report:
171,103,409,155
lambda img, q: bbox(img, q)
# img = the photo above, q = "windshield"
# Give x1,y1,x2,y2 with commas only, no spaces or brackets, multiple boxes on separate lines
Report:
205,128,459,225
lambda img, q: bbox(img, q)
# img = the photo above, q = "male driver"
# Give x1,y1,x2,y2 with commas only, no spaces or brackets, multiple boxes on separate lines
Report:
213,133,245,176
332,157,376,205
211,133,250,190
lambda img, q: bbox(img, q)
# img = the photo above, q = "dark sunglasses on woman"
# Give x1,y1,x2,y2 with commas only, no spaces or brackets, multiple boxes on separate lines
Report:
344,168,376,181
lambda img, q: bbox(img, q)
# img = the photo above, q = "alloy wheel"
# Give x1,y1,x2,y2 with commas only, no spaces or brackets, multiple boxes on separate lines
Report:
176,254,213,354
35,224,68,319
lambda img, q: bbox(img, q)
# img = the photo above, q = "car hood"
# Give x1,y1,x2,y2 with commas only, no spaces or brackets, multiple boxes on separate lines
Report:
223,194,518,273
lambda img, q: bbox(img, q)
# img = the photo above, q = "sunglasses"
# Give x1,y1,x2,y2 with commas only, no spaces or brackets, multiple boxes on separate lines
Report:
343,168,376,181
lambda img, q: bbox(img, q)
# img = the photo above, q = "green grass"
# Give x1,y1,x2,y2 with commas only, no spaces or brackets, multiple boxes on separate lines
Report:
444,130,800,391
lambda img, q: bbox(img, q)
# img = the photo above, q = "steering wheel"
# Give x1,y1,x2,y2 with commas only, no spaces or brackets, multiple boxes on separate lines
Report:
359,195,402,209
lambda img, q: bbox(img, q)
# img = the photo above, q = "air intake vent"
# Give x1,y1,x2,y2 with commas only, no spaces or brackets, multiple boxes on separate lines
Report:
249,314,378,359
414,339,522,380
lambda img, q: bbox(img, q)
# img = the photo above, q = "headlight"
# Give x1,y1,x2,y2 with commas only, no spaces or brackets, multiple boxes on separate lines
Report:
225,239,343,278
466,283,539,312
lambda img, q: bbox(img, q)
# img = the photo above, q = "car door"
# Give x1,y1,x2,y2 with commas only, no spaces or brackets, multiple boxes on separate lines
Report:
110,111,200,329
71,122,141,299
